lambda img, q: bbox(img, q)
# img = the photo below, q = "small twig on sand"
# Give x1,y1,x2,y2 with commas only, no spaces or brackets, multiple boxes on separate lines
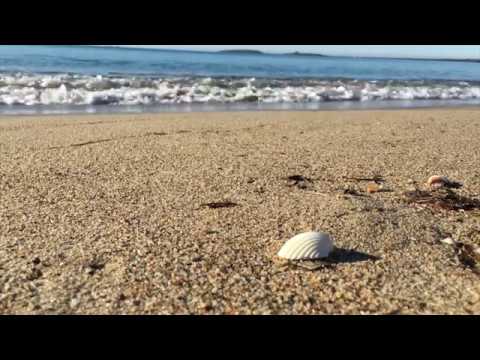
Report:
342,188,365,197
303,191,328,197
345,175,385,184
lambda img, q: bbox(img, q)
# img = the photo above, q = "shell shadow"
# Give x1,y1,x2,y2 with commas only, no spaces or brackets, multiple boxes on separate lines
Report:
328,248,380,264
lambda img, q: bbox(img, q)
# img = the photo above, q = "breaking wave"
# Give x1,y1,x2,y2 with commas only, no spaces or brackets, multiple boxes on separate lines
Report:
2,73,480,107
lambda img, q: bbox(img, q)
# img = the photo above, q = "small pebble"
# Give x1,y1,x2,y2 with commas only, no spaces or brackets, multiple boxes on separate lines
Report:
70,298,80,308
440,238,456,246
367,183,380,194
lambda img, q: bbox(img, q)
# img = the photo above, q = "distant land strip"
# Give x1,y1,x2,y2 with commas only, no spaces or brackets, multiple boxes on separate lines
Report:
91,45,480,63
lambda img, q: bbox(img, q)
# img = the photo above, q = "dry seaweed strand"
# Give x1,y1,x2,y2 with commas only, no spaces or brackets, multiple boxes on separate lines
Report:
404,189,480,212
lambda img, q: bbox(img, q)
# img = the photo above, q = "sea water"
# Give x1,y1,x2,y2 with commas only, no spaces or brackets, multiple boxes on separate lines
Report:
1,45,480,114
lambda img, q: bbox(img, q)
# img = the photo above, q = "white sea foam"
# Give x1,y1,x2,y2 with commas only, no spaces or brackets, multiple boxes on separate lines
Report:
1,73,480,106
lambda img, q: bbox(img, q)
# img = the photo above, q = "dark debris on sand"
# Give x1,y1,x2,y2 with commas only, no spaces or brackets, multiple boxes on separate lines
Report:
285,175,313,190
454,242,480,274
200,202,239,209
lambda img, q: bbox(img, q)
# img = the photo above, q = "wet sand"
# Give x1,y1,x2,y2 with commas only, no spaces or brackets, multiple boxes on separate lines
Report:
1,109,479,314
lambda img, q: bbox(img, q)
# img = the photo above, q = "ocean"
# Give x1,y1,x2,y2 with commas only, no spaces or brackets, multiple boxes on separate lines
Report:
1,45,480,114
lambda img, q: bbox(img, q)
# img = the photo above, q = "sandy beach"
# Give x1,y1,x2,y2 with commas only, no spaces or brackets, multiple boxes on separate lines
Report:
1,109,479,315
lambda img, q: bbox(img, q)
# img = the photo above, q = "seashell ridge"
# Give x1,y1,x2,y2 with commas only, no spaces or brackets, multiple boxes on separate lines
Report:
278,232,334,260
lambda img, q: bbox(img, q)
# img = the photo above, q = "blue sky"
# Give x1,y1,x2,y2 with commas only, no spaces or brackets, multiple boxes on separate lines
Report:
118,45,480,59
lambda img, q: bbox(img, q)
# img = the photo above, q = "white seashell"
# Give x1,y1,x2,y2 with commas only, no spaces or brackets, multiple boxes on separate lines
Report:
278,232,334,260
440,237,456,246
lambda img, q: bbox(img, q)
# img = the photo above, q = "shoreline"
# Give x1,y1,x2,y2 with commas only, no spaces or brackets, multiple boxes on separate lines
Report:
2,102,480,118
1,109,479,314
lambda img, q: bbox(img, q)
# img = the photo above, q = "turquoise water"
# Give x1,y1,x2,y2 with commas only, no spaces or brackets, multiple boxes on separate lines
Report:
1,45,480,113
2,45,480,80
